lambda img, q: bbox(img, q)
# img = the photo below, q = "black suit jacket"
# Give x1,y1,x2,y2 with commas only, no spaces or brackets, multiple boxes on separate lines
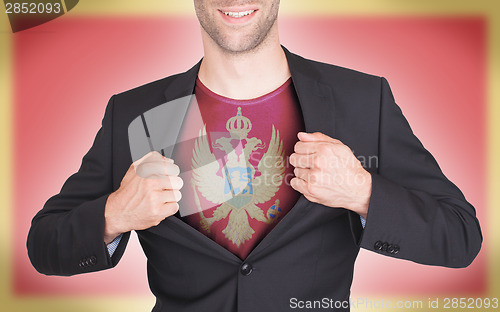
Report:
27,47,482,311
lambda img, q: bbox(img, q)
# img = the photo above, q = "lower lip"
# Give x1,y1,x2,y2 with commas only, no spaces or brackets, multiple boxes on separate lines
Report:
218,10,258,24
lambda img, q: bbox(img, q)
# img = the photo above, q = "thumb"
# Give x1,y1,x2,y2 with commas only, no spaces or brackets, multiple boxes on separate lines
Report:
298,132,339,143
133,151,160,167
124,151,172,182
120,152,161,186
121,160,138,185
133,151,173,167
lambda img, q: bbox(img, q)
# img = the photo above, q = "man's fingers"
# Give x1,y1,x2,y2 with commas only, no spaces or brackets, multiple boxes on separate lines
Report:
164,176,184,190
294,141,334,154
297,132,342,144
151,176,184,192
162,202,180,216
290,176,305,191
294,138,345,155
294,167,323,185
134,151,174,167
294,141,316,154
134,151,160,166
159,190,182,203
141,152,174,165
290,177,312,196
289,153,315,168
165,163,180,176
290,177,319,203
293,167,309,181
136,161,180,178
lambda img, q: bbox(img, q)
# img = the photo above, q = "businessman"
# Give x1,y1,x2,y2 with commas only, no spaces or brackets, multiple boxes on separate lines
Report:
27,1,482,311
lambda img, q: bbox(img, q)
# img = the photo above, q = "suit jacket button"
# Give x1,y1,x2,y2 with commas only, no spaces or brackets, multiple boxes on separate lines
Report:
240,263,253,276
374,241,383,250
89,256,97,265
387,244,395,254
381,242,389,252
393,245,400,254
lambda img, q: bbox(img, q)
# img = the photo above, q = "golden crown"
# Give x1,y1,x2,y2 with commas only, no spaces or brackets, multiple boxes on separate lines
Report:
226,107,252,139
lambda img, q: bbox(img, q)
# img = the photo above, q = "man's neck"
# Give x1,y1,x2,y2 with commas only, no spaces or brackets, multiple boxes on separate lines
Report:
198,32,291,100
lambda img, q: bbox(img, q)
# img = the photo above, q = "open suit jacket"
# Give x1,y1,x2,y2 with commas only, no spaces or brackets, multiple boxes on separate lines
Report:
27,47,482,312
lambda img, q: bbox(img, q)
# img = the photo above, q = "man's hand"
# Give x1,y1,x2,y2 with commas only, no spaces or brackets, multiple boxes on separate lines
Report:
289,132,371,218
103,151,183,244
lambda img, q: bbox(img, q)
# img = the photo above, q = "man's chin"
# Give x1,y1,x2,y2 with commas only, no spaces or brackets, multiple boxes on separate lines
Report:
216,36,266,55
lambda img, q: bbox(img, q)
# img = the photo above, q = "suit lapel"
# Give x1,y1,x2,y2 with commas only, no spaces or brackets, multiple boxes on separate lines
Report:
283,46,336,137
246,48,337,257
128,61,202,161
161,61,202,158
163,60,201,102
151,47,337,261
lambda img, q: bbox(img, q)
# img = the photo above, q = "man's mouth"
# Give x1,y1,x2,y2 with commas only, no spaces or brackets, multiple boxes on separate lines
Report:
220,9,257,18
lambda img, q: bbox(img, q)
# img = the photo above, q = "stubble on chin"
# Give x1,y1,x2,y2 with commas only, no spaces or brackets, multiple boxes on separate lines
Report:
195,1,280,55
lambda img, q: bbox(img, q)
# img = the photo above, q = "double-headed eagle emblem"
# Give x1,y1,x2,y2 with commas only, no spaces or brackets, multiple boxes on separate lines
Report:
191,107,285,247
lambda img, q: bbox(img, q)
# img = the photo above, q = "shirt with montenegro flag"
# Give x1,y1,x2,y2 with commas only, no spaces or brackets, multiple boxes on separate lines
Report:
173,77,305,260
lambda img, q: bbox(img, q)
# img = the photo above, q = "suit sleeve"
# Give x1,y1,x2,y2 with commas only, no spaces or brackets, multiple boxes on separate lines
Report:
27,96,131,276
357,77,482,268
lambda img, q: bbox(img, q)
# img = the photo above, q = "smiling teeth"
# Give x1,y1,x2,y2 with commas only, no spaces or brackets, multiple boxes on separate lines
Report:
223,10,255,18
